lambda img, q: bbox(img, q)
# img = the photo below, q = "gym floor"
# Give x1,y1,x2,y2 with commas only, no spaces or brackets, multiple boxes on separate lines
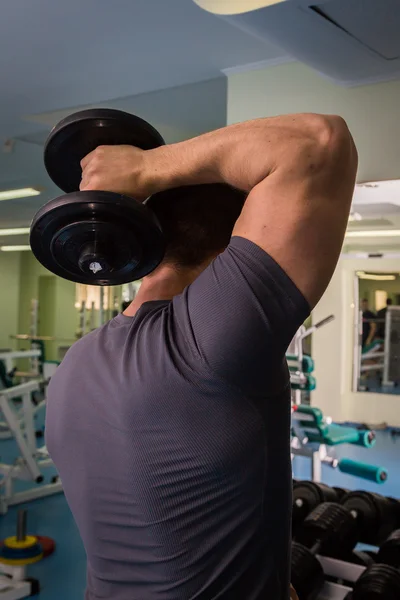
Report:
0,423,399,599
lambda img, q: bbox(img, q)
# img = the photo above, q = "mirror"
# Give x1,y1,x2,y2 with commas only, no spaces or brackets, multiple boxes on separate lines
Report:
354,271,400,394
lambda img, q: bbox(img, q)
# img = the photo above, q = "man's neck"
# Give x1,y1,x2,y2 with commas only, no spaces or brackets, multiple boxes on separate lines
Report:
123,262,208,317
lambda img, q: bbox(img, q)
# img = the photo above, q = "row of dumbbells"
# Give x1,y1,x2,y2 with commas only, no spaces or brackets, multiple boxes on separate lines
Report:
291,480,400,599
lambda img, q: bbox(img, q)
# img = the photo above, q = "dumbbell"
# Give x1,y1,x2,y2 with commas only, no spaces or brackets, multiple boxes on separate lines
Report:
341,491,398,546
345,529,400,599
30,109,167,286
332,486,350,501
291,502,359,600
292,481,338,534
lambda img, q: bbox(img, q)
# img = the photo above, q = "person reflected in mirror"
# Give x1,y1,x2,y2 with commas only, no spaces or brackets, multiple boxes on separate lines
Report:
361,298,377,349
377,298,393,340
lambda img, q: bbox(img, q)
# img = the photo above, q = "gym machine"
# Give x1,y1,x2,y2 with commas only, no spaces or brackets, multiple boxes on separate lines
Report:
0,381,62,514
291,405,387,485
287,315,334,405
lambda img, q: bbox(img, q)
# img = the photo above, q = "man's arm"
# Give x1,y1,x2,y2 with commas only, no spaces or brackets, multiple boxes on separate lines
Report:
146,114,357,308
81,113,357,309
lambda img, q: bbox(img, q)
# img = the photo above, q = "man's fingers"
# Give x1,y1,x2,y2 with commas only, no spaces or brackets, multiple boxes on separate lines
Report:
80,149,97,171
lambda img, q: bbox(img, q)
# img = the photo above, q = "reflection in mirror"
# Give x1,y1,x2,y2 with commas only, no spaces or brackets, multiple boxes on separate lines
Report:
354,271,400,394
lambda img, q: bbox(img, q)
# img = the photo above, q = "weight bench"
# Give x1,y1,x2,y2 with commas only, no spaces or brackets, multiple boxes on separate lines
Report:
0,381,63,514
291,405,387,484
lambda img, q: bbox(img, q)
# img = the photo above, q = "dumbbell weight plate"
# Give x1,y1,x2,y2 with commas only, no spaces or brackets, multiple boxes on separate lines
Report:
291,542,324,600
352,564,400,599
44,108,166,193
377,529,400,568
30,191,165,285
341,491,397,546
293,482,337,532
31,108,167,285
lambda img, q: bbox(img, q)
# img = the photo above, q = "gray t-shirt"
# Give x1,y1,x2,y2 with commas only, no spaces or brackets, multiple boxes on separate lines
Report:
46,236,309,600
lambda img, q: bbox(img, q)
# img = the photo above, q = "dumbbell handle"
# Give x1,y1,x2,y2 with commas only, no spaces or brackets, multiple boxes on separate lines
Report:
310,541,322,556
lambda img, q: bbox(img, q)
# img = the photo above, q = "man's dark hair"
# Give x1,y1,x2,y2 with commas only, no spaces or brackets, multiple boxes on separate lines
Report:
147,184,247,269
387,298,393,306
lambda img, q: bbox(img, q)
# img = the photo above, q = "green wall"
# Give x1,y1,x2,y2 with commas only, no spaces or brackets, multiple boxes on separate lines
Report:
1,249,124,362
18,252,78,360
0,251,21,349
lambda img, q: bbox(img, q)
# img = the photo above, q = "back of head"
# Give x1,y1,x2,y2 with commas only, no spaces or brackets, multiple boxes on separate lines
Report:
147,184,246,269
387,298,393,306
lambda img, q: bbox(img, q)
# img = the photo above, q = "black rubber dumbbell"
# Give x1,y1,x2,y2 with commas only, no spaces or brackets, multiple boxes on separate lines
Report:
292,481,338,534
30,109,167,286
291,502,358,600
351,564,400,599
341,491,398,546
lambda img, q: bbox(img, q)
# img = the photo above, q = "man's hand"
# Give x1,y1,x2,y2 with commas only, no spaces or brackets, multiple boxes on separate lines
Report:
80,145,154,201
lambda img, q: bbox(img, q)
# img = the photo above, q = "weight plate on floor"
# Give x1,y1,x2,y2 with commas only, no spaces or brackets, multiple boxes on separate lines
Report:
35,536,56,558
3,535,37,550
30,191,165,285
44,108,165,193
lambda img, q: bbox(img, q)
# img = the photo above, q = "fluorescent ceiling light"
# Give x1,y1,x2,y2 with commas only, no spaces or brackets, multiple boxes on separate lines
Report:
192,0,284,15
345,230,400,238
0,188,41,202
0,245,31,252
356,271,396,281
0,228,30,236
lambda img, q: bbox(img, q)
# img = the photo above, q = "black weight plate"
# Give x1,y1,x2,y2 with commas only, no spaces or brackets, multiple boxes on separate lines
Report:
44,108,165,193
352,564,400,600
30,191,165,285
341,492,397,546
295,502,358,556
293,482,337,529
377,529,400,568
291,542,324,600
333,487,349,501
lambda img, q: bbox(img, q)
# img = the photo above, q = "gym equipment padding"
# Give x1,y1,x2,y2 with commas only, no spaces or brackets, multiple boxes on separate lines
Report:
338,459,388,484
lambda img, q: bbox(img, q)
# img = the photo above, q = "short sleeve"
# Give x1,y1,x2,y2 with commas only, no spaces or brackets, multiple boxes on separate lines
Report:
172,236,310,396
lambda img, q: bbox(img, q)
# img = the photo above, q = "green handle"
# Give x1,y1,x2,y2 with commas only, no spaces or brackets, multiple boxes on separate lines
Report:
338,458,387,484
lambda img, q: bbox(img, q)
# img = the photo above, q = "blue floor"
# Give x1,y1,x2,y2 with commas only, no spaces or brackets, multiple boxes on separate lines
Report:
0,429,399,599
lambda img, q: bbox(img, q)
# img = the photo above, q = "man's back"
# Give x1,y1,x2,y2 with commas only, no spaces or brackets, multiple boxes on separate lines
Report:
46,237,309,599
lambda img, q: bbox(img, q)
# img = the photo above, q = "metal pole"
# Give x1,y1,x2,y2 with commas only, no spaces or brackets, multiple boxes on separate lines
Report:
99,288,105,327
383,307,392,386
17,509,27,542
352,275,361,392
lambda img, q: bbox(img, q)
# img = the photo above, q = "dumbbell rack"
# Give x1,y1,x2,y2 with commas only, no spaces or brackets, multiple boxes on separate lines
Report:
317,555,366,599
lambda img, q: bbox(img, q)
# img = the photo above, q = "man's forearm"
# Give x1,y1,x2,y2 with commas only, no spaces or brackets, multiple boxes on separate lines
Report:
145,113,345,195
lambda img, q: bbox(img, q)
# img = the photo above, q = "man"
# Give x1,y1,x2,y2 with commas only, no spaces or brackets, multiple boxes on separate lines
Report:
361,298,377,348
46,113,357,600
377,298,393,339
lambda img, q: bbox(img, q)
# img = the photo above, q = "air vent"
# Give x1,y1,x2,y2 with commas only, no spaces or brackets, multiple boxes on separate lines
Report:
310,0,400,60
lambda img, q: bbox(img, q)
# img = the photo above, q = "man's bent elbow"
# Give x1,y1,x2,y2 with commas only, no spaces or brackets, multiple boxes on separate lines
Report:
306,114,358,176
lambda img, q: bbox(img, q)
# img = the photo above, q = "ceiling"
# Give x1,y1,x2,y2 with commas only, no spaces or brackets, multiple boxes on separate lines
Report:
1,0,400,253
0,0,287,240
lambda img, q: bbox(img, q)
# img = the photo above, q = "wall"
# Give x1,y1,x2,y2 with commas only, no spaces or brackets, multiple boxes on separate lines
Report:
0,251,21,349
18,252,78,360
227,61,400,182
227,61,400,425
313,258,400,427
